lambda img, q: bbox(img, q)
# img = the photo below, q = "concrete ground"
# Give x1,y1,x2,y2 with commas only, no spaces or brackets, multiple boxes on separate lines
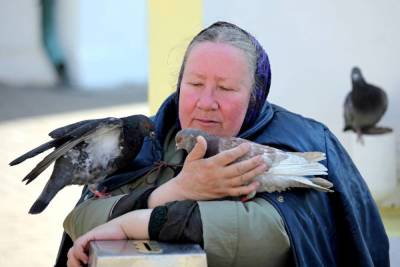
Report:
0,84,398,266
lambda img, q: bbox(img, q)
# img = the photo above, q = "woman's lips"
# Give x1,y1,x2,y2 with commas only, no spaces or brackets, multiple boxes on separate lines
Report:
193,118,220,127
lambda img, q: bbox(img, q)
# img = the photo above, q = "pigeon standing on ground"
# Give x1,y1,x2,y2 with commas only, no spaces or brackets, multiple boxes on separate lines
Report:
175,128,332,200
10,114,155,214
343,67,392,142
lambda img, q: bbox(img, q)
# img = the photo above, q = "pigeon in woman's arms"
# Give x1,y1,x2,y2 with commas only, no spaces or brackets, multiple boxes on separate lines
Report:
175,128,332,200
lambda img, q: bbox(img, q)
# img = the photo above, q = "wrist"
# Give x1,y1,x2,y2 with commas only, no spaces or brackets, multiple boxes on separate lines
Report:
147,178,187,208
118,209,152,240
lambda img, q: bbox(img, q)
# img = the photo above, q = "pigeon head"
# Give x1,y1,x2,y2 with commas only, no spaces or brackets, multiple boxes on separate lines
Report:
351,66,364,85
123,115,156,140
175,128,210,153
140,116,156,140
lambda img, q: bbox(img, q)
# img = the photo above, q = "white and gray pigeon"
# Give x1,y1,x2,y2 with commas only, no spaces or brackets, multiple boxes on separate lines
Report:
175,128,332,200
343,67,392,142
10,114,155,214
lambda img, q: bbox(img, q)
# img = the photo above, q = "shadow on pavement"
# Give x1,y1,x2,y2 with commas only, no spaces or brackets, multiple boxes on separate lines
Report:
0,83,147,122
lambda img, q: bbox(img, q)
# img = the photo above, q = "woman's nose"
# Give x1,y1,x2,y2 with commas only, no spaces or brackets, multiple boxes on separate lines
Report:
196,86,219,110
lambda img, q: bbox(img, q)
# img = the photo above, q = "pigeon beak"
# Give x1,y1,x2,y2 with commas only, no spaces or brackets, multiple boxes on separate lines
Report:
175,136,183,150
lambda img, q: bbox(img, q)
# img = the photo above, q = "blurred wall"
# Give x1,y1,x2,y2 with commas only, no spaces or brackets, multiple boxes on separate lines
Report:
57,0,148,88
0,0,56,85
0,0,148,89
204,0,400,179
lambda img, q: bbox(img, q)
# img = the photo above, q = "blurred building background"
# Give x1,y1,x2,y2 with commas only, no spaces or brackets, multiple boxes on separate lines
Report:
0,0,399,266
1,0,399,147
0,0,148,87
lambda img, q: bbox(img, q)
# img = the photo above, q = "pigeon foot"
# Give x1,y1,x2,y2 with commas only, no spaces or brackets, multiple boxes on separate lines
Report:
94,190,111,199
88,185,111,199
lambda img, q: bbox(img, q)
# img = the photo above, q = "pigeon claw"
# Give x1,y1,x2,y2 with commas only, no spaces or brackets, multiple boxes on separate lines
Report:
88,185,110,199
93,190,111,199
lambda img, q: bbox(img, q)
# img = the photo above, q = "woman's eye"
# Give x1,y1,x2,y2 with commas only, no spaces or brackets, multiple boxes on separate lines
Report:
220,86,233,91
189,82,203,87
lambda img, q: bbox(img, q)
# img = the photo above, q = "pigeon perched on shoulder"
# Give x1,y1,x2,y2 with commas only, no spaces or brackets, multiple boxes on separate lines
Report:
10,114,155,214
175,128,332,200
343,67,392,142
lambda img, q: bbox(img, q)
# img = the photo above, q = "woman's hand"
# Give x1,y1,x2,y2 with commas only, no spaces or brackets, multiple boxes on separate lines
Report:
147,136,267,207
67,209,151,267
67,221,126,267
174,136,267,200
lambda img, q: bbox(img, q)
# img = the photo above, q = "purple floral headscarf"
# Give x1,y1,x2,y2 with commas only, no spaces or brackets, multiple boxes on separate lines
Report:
175,21,271,133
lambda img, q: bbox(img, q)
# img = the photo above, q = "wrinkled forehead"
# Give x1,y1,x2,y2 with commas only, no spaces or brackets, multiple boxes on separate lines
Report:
183,42,253,87
188,41,254,69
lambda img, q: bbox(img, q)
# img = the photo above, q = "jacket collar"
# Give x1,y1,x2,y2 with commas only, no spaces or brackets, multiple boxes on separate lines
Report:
238,100,274,139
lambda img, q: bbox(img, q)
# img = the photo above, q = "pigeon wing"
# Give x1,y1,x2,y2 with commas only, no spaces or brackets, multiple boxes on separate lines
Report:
22,118,123,184
343,93,354,131
219,137,288,165
48,118,103,138
9,118,114,166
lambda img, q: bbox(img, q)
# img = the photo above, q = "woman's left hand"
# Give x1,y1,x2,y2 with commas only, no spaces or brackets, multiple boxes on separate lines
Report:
67,209,151,267
67,221,127,267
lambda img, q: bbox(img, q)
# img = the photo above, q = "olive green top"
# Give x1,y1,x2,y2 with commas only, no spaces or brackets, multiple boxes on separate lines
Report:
63,128,291,267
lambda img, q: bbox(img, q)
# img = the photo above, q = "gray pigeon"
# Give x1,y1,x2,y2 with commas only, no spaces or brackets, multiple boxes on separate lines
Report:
343,67,392,142
175,128,332,199
10,114,155,214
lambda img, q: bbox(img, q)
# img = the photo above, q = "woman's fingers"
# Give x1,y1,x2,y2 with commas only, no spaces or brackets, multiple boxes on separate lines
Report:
76,243,89,264
226,155,267,178
227,180,260,197
185,136,207,162
229,163,267,187
212,142,251,165
67,247,85,267
177,139,267,200
67,235,91,267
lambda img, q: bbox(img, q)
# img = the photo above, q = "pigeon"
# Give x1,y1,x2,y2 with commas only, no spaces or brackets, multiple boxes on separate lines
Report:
343,66,392,142
10,114,155,214
175,128,333,200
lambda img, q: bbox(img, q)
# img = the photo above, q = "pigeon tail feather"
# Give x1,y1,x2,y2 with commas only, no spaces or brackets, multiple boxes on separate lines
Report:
310,177,334,189
21,136,85,184
260,175,333,193
268,162,327,176
292,176,334,192
9,139,60,166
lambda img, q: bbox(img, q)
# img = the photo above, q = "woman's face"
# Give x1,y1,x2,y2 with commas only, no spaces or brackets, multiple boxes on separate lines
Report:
179,42,252,137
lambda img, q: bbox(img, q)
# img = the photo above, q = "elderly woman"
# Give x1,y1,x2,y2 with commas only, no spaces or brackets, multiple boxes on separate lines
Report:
60,22,389,267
